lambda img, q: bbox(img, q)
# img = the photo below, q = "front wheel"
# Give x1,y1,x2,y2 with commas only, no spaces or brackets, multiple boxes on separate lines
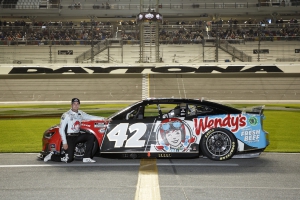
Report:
200,128,237,161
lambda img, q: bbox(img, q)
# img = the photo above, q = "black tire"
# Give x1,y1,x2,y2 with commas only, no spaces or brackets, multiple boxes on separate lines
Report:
200,128,237,161
74,139,99,160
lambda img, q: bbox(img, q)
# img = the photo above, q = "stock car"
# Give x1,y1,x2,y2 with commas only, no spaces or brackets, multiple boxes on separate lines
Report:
39,98,269,161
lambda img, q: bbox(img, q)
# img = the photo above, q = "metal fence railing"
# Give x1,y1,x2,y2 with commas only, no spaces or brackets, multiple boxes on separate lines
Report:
1,1,300,10
75,40,108,63
219,40,252,62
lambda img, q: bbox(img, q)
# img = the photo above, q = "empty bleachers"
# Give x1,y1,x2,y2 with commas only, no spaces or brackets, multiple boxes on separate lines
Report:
2,0,18,8
1,38,299,64
229,40,300,62
15,0,50,9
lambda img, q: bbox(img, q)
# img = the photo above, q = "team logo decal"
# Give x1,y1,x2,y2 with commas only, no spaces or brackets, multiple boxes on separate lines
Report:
71,121,81,131
248,116,258,126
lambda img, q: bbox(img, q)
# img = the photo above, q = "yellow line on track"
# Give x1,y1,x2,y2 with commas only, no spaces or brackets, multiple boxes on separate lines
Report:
134,158,161,200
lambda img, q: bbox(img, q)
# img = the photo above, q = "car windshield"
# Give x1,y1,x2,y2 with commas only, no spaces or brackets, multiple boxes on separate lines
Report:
107,101,143,119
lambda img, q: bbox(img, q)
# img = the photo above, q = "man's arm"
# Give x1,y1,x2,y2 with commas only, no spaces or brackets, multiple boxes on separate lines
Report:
80,111,105,120
59,113,69,145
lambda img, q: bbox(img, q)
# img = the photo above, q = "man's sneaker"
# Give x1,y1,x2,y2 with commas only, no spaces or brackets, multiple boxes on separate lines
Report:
83,158,96,163
61,154,69,163
44,152,54,162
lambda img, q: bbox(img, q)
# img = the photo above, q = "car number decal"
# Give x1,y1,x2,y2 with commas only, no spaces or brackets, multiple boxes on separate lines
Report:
107,123,147,148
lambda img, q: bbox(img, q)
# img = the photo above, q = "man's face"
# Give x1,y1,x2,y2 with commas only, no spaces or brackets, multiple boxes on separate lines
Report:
166,129,181,148
71,102,80,112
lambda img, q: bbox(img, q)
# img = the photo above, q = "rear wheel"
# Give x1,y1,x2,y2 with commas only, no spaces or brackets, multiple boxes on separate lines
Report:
200,128,237,161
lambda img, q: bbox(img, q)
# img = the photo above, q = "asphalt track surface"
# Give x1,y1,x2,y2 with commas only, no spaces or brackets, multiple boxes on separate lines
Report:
0,73,299,199
0,153,299,200
1,73,300,103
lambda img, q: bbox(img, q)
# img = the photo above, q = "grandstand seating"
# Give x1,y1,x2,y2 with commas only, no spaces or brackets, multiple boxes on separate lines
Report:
0,0,300,104
0,20,299,64
2,0,18,8
17,0,39,9
290,0,300,5
230,40,300,62
15,0,49,9
0,0,299,64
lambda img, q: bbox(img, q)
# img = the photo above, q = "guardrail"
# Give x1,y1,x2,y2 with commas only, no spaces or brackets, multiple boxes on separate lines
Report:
52,2,300,9
1,1,299,10
211,23,300,29
219,40,252,62
75,40,110,63
0,36,299,46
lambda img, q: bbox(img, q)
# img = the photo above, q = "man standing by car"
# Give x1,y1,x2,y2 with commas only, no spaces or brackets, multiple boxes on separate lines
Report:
44,98,107,163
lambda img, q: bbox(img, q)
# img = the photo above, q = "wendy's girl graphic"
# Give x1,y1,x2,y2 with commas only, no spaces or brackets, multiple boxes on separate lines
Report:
154,118,195,152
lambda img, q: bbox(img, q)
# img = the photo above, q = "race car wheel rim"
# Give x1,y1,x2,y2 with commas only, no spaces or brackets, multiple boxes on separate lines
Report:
205,130,232,157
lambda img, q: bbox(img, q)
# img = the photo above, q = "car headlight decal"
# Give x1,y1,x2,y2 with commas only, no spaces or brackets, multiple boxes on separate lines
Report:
44,132,55,139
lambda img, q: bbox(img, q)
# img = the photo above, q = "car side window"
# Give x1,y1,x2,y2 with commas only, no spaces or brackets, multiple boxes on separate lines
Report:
187,104,213,116
145,103,182,119
125,106,145,120
144,104,160,118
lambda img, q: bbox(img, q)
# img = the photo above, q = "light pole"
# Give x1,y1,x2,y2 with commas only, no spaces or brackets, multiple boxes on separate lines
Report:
89,15,96,63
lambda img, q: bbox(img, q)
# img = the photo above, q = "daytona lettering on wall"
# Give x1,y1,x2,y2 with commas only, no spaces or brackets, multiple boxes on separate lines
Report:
6,65,284,74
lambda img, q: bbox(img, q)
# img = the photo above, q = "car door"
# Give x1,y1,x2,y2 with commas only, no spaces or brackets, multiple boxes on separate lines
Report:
100,104,156,154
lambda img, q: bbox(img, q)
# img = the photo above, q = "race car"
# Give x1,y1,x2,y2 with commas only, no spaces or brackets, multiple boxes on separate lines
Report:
39,98,269,161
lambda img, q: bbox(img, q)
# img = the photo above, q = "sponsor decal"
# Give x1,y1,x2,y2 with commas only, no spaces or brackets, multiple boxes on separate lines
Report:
248,116,258,126
241,129,260,142
58,50,73,55
50,144,56,151
94,122,105,128
81,123,91,127
7,65,284,74
194,114,267,148
194,114,247,135
158,153,172,158
253,49,269,54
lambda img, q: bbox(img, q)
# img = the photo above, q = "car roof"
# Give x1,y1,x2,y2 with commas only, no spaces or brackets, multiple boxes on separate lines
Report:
141,98,241,113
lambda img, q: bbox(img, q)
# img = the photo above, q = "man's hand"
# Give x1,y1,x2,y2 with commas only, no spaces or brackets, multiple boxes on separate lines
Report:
63,144,68,150
105,119,112,123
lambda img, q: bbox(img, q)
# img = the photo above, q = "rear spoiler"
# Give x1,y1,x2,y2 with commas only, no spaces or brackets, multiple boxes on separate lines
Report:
251,105,265,115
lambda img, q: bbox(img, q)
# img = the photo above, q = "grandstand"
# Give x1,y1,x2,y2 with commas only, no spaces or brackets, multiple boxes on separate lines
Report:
0,0,299,64
0,0,300,103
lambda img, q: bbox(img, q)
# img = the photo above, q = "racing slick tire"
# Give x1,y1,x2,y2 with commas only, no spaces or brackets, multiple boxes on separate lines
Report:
200,128,237,161
74,139,99,160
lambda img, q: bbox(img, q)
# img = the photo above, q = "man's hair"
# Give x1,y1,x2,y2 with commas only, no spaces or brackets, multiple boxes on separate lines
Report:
71,98,80,104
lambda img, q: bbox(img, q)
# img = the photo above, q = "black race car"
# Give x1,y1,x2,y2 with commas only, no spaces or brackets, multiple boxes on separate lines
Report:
40,98,269,161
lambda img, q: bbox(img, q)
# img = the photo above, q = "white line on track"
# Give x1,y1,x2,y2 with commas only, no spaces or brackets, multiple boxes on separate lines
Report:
0,163,140,168
1,100,300,105
0,163,239,168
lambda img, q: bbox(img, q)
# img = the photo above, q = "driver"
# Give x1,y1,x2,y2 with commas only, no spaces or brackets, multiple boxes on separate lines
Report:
163,103,186,118
44,98,108,163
